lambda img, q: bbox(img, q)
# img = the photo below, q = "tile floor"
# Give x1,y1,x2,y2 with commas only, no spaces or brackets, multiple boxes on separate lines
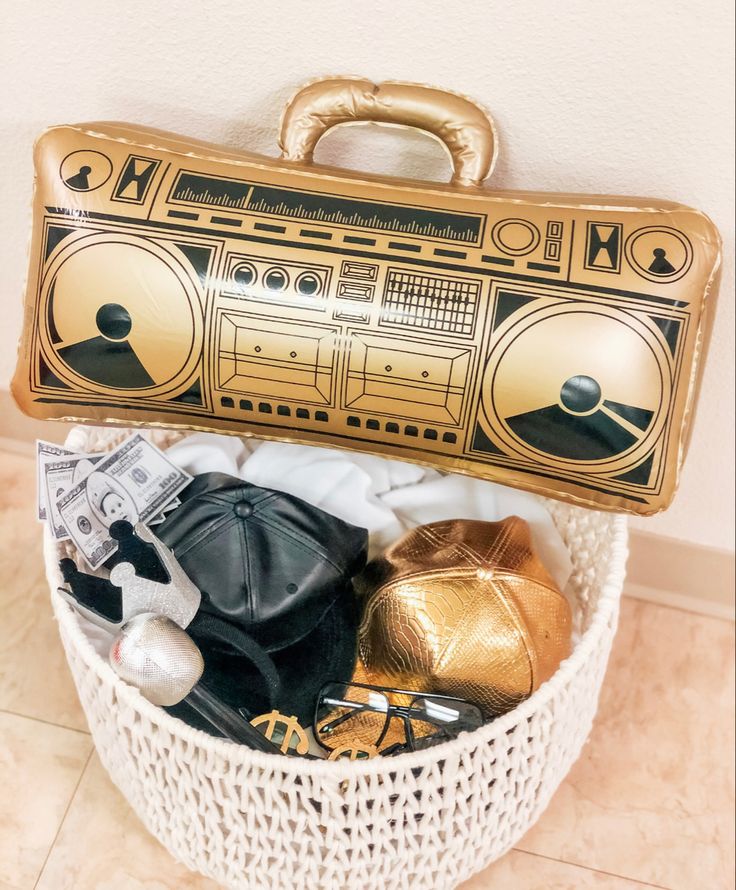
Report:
0,449,733,890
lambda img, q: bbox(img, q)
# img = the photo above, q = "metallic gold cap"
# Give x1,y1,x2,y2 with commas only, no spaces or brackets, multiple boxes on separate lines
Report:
356,517,572,717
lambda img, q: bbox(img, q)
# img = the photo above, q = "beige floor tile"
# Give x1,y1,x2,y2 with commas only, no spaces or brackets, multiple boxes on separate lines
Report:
519,597,736,890
462,850,661,889
0,450,38,512
0,452,89,732
0,711,92,890
0,452,42,596
35,754,220,890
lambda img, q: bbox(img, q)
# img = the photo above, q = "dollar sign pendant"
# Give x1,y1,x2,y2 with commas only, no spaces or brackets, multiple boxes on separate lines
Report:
251,710,310,755
327,743,378,761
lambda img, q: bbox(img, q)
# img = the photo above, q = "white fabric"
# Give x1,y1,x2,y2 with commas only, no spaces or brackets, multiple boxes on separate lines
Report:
47,426,627,890
166,435,573,589
74,607,114,659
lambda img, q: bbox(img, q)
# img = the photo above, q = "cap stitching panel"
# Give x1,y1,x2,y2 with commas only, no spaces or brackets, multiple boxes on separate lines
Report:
161,488,358,633
253,507,332,554
245,491,283,510
420,524,484,569
424,523,483,567
167,511,239,559
491,577,537,690
241,512,254,624
430,577,491,675
430,574,535,696
196,491,245,509
478,518,518,565
203,488,277,509
254,513,347,574
186,487,354,573
426,518,523,570
184,489,278,522
161,489,279,558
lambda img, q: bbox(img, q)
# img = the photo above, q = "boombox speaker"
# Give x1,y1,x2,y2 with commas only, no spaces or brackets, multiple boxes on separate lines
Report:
12,77,722,514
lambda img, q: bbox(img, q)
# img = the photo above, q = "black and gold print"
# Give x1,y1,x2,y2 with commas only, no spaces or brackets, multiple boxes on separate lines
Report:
12,78,721,514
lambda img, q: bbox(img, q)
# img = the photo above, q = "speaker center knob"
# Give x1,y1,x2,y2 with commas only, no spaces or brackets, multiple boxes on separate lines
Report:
96,303,132,341
559,375,601,413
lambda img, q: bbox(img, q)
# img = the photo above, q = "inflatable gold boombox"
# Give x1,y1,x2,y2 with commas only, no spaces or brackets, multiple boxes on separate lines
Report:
12,78,721,514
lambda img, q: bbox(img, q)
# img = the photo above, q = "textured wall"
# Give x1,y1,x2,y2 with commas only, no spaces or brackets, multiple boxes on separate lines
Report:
2,0,733,549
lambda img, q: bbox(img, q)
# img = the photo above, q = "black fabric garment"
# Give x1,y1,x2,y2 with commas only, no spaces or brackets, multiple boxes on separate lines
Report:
158,473,368,725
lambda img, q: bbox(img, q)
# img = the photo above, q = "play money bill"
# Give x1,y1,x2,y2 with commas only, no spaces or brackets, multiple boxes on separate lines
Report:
56,434,192,569
43,453,105,540
36,440,73,521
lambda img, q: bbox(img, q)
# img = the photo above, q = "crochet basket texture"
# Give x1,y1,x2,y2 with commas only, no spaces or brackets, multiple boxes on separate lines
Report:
44,426,628,890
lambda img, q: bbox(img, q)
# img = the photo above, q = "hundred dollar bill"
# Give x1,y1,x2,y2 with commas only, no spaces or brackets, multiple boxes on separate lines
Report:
43,453,105,540
36,440,73,521
56,434,192,569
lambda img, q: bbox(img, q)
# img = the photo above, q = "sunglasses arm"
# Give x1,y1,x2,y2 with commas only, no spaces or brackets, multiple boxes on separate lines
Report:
318,699,381,735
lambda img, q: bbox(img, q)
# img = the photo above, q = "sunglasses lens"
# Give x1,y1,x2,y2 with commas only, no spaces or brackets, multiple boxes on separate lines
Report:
315,683,390,751
409,697,484,735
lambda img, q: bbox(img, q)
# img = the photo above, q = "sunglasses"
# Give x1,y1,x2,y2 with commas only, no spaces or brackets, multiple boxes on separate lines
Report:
314,681,484,756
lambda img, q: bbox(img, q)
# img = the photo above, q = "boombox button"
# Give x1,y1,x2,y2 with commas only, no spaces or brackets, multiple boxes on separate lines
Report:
625,226,693,282
60,150,113,193
233,263,257,289
265,268,288,291
296,272,321,296
560,375,601,413
491,218,540,256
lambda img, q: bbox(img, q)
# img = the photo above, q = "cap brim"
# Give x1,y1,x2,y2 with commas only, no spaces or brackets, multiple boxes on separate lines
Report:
268,586,359,725
168,586,359,733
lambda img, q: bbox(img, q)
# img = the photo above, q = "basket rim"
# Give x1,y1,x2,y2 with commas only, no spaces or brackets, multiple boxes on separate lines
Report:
46,507,627,779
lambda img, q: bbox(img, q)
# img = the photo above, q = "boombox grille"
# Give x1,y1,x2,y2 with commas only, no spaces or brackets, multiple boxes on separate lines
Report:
381,270,480,335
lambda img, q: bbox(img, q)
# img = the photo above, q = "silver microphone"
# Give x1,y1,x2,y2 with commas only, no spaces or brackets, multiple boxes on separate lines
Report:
109,613,278,752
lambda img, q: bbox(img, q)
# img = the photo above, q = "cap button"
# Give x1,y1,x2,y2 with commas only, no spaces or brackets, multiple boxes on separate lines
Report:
234,500,254,518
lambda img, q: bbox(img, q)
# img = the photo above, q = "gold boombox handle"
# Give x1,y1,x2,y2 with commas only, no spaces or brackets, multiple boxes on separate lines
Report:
279,77,498,188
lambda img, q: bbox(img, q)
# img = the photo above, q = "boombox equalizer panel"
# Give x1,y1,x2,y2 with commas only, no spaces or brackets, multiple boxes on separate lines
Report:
13,119,720,514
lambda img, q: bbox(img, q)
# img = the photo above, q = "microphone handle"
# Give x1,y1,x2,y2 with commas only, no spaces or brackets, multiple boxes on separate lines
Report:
185,683,279,753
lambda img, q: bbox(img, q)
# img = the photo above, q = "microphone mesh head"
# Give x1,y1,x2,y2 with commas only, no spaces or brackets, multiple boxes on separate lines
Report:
109,613,204,706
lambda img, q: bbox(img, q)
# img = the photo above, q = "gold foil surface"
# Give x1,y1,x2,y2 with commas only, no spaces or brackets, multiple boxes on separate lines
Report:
356,517,572,717
11,77,722,514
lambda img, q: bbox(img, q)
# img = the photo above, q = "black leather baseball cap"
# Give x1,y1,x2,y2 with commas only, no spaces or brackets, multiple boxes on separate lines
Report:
157,472,368,726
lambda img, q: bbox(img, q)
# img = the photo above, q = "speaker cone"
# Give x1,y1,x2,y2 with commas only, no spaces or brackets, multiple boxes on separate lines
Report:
479,303,671,472
40,233,203,396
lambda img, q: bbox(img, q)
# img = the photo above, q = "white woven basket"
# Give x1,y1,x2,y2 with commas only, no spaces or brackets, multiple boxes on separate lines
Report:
44,426,627,890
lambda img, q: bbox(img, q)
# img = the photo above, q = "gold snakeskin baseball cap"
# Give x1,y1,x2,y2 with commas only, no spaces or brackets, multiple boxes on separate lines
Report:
355,517,572,717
